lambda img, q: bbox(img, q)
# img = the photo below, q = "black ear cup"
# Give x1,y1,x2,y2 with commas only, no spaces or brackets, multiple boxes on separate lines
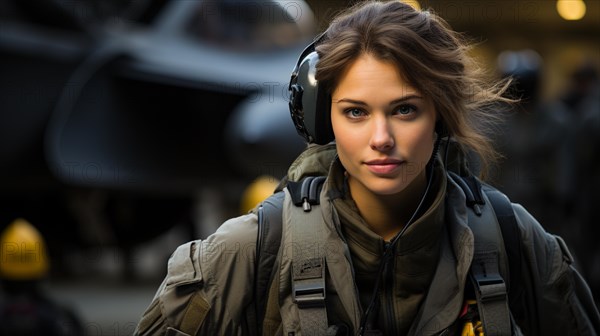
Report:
289,50,318,143
288,35,334,145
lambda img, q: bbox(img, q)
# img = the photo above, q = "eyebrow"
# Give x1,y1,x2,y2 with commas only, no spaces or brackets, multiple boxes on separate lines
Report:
332,94,424,105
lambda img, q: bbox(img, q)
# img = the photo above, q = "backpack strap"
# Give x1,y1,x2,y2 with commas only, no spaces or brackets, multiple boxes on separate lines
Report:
286,176,329,335
255,191,285,335
482,186,524,322
448,172,514,336
255,176,328,335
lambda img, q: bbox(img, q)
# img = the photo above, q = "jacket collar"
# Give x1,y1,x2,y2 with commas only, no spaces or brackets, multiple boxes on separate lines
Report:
329,158,450,334
285,144,475,335
408,174,475,335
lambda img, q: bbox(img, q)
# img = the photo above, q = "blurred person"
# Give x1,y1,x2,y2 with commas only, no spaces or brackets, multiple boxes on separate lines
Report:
134,1,599,335
492,50,575,241
574,63,600,303
0,218,83,336
540,63,599,222
493,50,546,210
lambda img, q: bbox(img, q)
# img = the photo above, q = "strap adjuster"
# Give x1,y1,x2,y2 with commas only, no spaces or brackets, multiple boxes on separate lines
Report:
293,282,326,308
471,251,508,303
473,273,507,303
292,257,326,308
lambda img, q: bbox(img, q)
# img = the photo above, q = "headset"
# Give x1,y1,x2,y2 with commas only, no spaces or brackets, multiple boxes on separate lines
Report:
288,33,334,145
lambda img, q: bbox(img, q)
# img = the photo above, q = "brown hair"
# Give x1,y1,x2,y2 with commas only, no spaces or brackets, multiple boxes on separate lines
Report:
315,1,512,178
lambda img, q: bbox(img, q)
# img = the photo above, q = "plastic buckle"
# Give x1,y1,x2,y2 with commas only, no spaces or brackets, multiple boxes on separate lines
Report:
474,273,507,303
292,257,326,308
293,281,326,308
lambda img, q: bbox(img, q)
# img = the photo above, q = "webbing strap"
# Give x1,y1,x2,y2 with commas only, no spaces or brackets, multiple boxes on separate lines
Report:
255,191,285,335
483,187,523,315
463,184,512,336
470,251,511,336
448,172,513,335
288,178,329,335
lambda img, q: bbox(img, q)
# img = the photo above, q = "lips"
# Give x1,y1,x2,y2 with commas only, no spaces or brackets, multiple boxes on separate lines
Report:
364,158,404,175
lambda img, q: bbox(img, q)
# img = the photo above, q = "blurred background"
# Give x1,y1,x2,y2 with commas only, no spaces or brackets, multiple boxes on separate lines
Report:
0,0,598,334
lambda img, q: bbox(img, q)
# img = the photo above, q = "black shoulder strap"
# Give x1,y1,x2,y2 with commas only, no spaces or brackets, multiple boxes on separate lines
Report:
254,176,326,334
448,171,523,335
254,191,284,334
482,186,524,320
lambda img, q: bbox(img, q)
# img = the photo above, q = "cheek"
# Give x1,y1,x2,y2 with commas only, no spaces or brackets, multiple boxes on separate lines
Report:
333,127,354,161
332,119,360,169
331,115,351,151
402,125,436,160
417,130,436,160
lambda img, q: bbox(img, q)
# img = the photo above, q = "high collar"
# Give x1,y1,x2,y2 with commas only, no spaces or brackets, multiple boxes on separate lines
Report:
326,157,449,334
329,157,447,255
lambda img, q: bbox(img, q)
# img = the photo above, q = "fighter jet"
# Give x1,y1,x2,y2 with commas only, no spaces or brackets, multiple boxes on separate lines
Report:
0,0,313,270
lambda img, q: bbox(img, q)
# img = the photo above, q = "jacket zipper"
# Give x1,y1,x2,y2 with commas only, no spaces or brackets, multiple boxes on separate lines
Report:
381,242,397,335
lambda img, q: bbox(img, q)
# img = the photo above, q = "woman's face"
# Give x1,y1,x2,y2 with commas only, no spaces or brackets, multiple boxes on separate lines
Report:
331,54,437,196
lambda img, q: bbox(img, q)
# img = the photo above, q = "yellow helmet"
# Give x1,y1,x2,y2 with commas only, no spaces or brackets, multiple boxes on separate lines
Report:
0,218,49,280
240,175,280,214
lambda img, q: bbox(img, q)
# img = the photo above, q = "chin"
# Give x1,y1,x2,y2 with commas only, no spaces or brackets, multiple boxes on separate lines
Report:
365,178,412,196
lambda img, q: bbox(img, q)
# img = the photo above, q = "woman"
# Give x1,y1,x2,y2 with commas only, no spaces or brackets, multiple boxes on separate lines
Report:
135,1,599,335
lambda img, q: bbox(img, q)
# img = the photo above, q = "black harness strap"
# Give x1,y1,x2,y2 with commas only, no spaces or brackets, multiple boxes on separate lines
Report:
255,176,327,334
255,191,284,335
482,187,524,321
449,171,522,335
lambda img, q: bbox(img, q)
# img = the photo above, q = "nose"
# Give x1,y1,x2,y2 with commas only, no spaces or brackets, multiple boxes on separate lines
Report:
369,116,394,151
